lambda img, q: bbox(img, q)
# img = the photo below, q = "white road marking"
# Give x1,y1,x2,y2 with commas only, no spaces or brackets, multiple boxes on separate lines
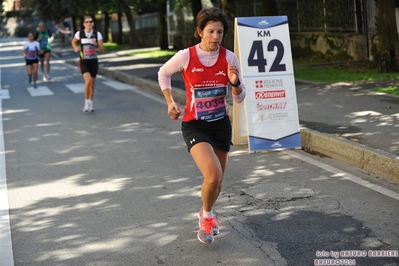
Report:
0,61,15,266
101,79,166,105
102,80,139,91
284,150,399,201
27,86,54,97
0,89,10,100
65,83,84,93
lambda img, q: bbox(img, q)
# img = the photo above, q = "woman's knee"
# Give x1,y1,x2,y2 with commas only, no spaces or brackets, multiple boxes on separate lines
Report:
203,170,223,187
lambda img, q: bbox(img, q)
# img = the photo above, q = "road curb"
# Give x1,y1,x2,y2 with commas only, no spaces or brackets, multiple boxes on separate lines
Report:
74,62,399,183
301,128,399,182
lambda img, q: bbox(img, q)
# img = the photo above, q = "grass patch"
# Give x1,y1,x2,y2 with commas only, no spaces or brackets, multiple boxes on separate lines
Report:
373,86,399,95
294,64,399,83
103,42,130,51
106,47,399,83
126,49,178,59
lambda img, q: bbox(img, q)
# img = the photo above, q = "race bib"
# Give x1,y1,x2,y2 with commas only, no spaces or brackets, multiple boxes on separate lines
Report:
27,51,36,58
193,86,228,121
83,46,96,59
40,38,48,47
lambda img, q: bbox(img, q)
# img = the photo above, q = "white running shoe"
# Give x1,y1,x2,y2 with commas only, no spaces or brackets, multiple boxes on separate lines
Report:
43,74,48,81
83,101,89,112
46,73,51,80
88,101,94,112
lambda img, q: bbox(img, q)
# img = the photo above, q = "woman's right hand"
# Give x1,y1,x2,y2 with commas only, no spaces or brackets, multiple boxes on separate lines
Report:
168,102,181,120
73,47,80,53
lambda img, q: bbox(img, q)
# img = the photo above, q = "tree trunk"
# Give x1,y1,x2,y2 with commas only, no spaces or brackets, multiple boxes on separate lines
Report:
261,0,278,16
120,0,137,47
220,0,234,50
377,0,399,72
103,11,109,43
71,15,77,33
117,12,123,44
191,0,202,18
159,0,169,50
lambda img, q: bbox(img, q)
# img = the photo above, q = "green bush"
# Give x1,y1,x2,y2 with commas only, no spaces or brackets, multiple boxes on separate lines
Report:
15,26,30,37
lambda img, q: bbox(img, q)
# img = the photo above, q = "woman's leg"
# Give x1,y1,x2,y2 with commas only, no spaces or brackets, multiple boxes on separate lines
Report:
32,63,38,84
26,64,32,76
190,142,228,212
213,147,229,200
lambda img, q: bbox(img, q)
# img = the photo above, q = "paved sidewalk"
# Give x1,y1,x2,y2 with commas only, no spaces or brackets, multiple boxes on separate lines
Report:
51,42,399,182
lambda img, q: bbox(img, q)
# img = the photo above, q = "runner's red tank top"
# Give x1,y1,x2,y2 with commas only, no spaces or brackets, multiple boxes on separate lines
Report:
182,46,230,122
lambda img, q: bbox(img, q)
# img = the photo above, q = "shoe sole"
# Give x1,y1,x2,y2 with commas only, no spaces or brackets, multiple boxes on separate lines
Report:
197,231,214,244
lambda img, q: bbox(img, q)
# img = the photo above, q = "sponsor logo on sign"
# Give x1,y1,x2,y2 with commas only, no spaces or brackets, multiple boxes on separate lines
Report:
255,90,286,99
256,101,287,111
257,112,289,122
255,79,284,88
271,142,282,148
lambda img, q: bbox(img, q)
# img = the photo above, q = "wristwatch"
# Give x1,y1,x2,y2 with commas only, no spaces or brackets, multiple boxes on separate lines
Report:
230,79,241,87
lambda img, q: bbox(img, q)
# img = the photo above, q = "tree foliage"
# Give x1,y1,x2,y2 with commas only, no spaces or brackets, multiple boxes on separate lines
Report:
261,0,278,16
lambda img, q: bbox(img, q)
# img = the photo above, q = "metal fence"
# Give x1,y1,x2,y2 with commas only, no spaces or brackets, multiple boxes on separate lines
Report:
108,0,378,47
234,0,377,34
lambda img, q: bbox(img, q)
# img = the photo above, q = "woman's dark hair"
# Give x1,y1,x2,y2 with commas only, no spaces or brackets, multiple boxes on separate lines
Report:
194,7,229,39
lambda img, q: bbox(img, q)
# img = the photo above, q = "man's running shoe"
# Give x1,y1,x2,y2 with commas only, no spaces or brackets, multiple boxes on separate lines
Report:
199,207,221,235
33,83,37,89
83,101,89,112
28,75,32,84
43,74,48,81
46,73,51,80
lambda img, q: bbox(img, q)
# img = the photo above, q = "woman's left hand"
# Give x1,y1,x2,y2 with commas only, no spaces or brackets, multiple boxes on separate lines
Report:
228,65,239,85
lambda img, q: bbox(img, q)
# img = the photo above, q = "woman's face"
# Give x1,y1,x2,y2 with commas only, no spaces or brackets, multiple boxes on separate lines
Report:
28,33,34,41
198,21,224,52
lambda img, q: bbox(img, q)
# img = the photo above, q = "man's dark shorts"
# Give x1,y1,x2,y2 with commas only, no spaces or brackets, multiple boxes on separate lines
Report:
80,59,98,78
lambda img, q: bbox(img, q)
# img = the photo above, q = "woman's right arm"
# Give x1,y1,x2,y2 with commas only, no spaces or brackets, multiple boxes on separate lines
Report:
158,49,189,119
158,49,189,91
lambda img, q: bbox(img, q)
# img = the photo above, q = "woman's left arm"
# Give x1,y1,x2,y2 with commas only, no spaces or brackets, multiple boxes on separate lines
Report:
226,51,246,103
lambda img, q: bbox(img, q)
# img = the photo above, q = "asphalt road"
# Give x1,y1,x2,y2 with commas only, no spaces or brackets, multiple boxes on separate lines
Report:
1,38,399,266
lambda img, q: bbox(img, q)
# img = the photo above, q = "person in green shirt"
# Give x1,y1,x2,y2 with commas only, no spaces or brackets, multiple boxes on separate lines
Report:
34,22,54,81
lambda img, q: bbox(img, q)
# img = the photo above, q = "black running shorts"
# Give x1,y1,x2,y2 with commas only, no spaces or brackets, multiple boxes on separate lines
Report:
181,116,232,153
80,59,98,77
38,50,51,58
26,59,39,65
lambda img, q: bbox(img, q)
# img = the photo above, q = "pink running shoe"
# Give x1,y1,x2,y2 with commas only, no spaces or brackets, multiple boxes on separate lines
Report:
198,207,221,244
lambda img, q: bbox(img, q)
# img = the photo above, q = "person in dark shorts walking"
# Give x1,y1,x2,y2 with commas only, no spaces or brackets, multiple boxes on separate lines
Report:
23,32,42,89
158,7,246,244
34,22,53,81
71,16,104,112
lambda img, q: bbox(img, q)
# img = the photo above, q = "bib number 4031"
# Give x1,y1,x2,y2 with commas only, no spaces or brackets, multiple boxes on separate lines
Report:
248,39,286,73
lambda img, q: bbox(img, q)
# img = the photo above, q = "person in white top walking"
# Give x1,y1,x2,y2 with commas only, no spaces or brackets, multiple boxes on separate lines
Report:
71,16,104,112
22,32,42,89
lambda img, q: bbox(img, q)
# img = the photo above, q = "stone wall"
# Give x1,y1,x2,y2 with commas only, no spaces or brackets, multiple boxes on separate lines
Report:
290,32,371,61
